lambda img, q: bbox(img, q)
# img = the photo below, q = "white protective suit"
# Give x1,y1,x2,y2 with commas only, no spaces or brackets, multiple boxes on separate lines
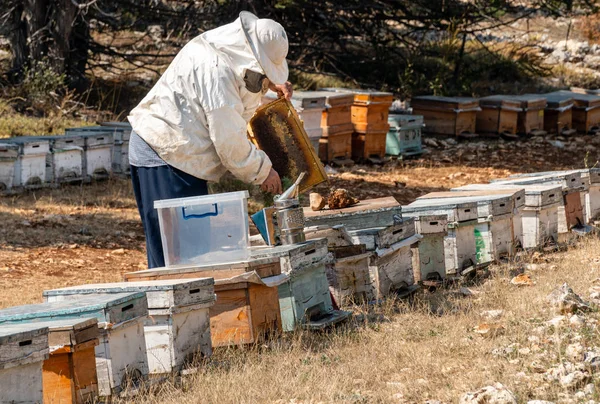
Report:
128,15,284,185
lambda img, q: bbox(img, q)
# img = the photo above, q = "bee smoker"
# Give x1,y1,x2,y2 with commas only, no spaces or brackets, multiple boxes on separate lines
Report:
251,172,307,246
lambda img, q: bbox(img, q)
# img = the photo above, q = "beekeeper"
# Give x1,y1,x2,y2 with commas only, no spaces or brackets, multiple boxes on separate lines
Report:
127,11,292,268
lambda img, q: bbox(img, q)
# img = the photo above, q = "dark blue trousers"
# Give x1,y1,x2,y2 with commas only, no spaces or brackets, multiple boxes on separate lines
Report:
130,164,208,269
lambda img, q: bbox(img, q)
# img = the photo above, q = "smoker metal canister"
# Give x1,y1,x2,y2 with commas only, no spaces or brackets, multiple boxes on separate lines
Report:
275,198,306,245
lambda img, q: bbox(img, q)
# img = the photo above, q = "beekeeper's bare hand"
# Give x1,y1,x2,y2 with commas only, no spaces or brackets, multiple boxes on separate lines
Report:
261,168,282,194
269,81,293,100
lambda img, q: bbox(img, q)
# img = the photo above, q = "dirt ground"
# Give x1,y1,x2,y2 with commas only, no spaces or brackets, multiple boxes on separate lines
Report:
1,133,596,309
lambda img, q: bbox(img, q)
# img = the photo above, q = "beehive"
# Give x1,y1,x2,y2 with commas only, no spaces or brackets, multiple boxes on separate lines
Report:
125,258,284,347
386,114,424,157
101,122,132,176
0,293,149,398
32,135,85,184
44,278,215,376
310,91,355,164
65,128,114,180
0,142,19,193
538,93,576,135
252,239,351,330
507,95,547,136
304,225,354,248
550,91,600,134
403,199,481,276
0,318,100,404
0,324,49,404
411,96,480,137
303,197,402,231
327,245,374,304
412,215,448,283
476,95,522,138
5,136,50,189
248,98,327,194
418,192,522,260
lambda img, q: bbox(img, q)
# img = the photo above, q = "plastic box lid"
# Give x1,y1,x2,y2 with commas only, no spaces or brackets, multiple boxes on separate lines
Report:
154,191,249,210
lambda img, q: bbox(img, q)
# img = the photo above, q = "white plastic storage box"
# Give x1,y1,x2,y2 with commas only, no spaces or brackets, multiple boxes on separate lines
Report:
154,191,251,267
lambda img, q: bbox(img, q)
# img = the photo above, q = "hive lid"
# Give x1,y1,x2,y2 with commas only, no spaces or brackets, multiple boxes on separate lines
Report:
388,114,424,127
248,98,328,194
320,88,393,105
420,190,525,209
299,91,355,107
538,92,575,109
504,94,547,109
0,292,147,325
411,96,480,111
262,91,327,110
0,318,99,349
479,95,523,110
551,90,600,109
0,323,49,369
44,279,215,309
4,136,50,146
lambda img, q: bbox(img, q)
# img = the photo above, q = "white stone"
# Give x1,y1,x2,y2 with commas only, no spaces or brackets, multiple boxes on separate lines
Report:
559,371,588,389
459,383,517,404
566,343,585,362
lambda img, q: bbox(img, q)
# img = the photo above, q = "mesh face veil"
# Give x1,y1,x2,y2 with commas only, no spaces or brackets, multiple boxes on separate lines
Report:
244,69,267,93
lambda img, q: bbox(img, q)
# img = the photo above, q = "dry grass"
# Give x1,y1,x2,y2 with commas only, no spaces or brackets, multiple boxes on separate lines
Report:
114,239,600,403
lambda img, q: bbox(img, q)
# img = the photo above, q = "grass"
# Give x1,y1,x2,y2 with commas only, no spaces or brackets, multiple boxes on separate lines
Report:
115,238,600,403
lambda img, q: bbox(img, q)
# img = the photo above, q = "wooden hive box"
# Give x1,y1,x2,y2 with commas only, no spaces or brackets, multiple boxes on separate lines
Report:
65,128,114,180
98,123,132,176
327,245,375,305
552,90,600,134
252,239,352,331
537,93,576,135
44,278,215,376
124,258,284,347
303,197,402,231
493,172,587,239
386,114,424,157
304,225,354,248
507,95,547,136
348,218,420,298
476,96,522,138
403,199,480,277
351,131,388,161
413,215,448,283
311,91,355,164
0,324,49,404
30,135,85,185
0,293,149,398
411,96,480,137
2,318,100,404
0,142,19,194
417,192,519,260
5,136,50,189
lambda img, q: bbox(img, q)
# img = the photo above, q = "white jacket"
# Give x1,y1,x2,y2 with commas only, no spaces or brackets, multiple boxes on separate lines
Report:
127,18,273,184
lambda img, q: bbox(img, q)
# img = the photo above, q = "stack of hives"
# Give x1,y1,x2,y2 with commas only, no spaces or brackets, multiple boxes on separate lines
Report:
0,122,131,194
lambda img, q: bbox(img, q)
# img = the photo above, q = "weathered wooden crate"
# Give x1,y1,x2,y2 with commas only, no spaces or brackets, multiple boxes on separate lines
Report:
124,258,284,347
403,199,480,276
304,225,354,247
303,196,402,231
66,128,114,180
252,240,351,331
551,90,600,134
508,95,547,136
0,142,19,193
368,234,422,299
318,91,355,128
0,293,149,398
6,136,50,189
351,131,387,161
327,245,374,304
1,318,100,404
100,123,132,176
44,278,216,376
418,192,519,259
411,96,481,137
413,215,448,282
348,218,416,250
476,96,522,138
30,135,85,185
0,324,49,404
539,92,576,136
386,114,424,157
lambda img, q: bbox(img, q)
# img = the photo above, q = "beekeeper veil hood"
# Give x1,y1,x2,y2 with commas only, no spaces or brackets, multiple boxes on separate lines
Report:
201,12,289,85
